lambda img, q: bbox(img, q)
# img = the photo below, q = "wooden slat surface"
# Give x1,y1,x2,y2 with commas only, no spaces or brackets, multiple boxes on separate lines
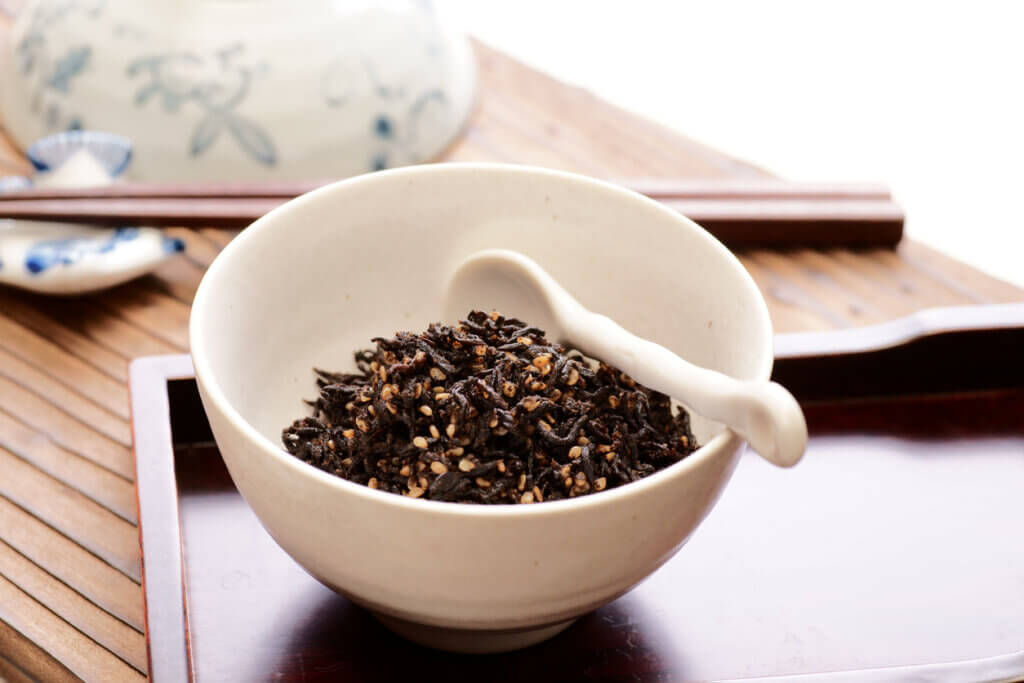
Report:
0,30,1021,683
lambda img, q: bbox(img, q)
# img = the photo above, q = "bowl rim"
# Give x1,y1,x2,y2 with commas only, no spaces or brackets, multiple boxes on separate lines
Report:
190,162,773,519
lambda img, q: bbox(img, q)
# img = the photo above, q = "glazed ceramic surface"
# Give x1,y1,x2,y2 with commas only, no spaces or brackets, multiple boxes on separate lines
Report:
0,0,476,181
0,221,183,294
0,130,185,294
190,164,776,652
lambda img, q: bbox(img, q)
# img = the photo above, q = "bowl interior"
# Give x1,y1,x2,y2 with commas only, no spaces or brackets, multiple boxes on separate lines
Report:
193,164,773,452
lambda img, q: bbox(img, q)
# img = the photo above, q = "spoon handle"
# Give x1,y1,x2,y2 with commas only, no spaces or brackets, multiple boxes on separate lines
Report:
556,305,807,468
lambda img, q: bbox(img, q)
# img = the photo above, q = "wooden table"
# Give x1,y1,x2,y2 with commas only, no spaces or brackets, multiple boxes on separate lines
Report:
0,38,1021,682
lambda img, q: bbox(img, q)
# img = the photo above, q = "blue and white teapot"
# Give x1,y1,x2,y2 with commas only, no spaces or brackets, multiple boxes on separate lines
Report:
0,0,477,181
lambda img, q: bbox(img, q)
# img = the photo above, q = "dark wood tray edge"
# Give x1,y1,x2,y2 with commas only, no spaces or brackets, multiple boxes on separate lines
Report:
775,302,1024,360
129,353,195,683
773,302,1024,401
130,303,1024,682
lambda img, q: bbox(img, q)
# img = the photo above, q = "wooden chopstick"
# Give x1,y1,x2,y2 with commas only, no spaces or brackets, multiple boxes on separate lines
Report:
0,179,904,248
0,178,893,202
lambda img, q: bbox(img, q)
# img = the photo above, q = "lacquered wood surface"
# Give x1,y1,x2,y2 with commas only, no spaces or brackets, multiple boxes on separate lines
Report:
0,13,1022,681
138,361,1024,682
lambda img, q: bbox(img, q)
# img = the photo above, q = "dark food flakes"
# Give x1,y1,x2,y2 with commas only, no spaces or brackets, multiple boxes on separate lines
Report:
282,311,698,504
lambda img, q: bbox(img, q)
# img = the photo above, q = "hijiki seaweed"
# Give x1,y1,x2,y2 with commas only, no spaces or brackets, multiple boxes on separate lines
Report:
282,311,698,504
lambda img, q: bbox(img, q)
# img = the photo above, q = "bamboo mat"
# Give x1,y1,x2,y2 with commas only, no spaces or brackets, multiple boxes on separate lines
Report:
0,33,1022,683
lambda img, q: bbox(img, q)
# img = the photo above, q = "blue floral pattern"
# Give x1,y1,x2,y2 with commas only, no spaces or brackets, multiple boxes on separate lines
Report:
322,48,452,172
15,0,102,131
25,226,140,274
127,43,277,166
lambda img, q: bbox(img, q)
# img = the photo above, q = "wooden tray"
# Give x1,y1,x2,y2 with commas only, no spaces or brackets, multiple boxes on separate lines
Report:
129,304,1024,683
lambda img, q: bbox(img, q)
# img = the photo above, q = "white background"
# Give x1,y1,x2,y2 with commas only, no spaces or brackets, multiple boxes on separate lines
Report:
441,1,1024,287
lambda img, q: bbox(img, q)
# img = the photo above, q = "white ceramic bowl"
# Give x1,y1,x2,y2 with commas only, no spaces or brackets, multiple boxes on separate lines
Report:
190,163,775,653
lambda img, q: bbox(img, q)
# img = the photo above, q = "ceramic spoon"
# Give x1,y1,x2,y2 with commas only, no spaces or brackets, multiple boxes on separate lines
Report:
444,249,808,467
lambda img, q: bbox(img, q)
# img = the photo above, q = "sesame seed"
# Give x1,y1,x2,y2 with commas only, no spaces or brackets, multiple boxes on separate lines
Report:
429,424,441,439
680,435,689,448
413,436,428,449
406,486,424,498
474,344,487,356
532,355,551,369
419,405,433,416
430,461,448,475
489,415,499,428
608,395,620,409
563,477,573,488
577,436,590,446
594,477,607,491
497,460,506,473
368,478,379,489
605,451,617,462
517,336,533,345
327,439,336,451
532,486,543,502
399,465,411,477
537,420,551,432
475,477,492,488
567,367,580,386
503,382,517,398
449,446,465,456
568,446,582,460
355,418,370,432
520,491,535,504
445,423,456,438
430,367,447,381
517,474,527,491
458,458,476,472
522,397,540,412
435,392,451,401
